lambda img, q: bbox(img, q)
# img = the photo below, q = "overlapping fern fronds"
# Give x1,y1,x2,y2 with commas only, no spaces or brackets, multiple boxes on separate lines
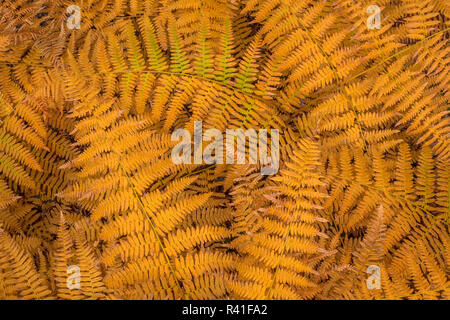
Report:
0,0,448,300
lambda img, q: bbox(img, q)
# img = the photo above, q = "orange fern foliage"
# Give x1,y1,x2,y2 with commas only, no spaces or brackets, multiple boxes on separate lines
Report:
0,0,448,300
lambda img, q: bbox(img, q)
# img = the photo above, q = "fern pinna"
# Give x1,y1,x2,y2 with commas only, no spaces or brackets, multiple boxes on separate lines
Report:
0,0,448,300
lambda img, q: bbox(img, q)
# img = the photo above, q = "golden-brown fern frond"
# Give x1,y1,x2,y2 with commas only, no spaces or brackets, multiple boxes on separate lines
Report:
0,228,52,300
0,0,448,302
229,138,327,299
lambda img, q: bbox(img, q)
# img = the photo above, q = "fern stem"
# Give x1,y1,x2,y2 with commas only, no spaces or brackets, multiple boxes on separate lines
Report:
114,153,187,299
264,217,293,299
348,27,450,82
